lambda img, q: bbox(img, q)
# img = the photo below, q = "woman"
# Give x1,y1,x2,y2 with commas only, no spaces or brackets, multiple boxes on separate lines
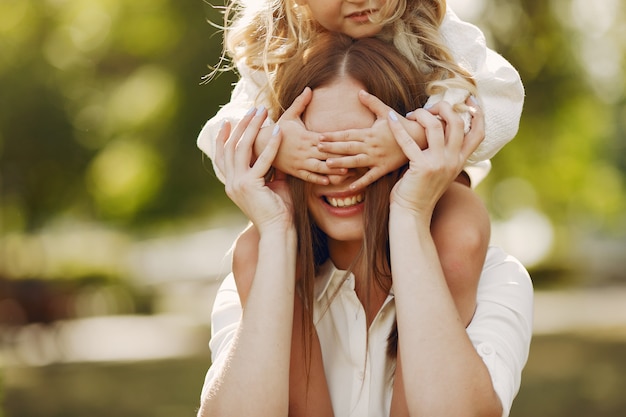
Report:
198,34,533,417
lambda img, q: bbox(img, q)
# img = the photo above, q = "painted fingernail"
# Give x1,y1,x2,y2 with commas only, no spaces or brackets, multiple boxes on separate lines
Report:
256,105,266,116
405,111,413,118
246,106,256,116
469,95,479,106
272,124,280,135
388,110,398,121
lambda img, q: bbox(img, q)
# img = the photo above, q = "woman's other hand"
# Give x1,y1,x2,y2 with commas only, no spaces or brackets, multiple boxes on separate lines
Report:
387,101,484,219
215,107,293,233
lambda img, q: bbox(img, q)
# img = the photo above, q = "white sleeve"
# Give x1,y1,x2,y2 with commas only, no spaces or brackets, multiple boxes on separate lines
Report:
196,64,270,183
466,246,534,417
431,7,525,185
200,273,242,399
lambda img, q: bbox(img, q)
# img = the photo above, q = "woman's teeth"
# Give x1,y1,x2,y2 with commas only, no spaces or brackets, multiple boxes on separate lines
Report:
326,194,364,208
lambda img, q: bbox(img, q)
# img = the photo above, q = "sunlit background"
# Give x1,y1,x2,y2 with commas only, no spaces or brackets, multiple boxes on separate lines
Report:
1,0,625,416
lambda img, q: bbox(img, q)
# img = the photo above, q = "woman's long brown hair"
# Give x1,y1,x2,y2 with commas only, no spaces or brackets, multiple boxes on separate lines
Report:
271,32,428,370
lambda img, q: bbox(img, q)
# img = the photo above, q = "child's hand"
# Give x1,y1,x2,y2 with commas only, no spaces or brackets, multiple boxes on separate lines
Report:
269,87,347,185
319,90,427,190
420,95,485,163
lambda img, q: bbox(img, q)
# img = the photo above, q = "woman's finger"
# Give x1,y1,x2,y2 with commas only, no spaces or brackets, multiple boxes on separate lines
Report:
430,102,465,153
214,120,231,178
387,110,423,161
406,108,445,155
235,107,268,171
251,125,282,177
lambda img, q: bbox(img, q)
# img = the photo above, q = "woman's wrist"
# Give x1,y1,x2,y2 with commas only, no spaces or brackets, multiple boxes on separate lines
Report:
257,221,296,242
389,202,433,228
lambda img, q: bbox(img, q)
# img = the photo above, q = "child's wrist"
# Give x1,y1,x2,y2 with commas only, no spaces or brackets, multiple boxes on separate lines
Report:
253,125,274,157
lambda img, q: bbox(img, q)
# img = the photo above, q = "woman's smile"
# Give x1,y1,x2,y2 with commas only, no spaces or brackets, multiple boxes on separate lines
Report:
324,192,365,208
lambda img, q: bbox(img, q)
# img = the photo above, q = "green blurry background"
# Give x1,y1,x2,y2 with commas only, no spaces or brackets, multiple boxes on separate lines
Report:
1,0,625,416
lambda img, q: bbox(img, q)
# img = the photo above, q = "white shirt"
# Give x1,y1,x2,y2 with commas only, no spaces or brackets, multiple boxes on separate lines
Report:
196,8,525,186
201,246,534,417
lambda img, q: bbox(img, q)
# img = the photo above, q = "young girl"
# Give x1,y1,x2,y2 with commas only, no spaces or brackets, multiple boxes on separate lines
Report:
198,33,532,417
198,0,524,325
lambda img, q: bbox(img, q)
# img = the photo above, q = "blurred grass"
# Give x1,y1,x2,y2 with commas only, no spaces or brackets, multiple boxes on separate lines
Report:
4,331,626,417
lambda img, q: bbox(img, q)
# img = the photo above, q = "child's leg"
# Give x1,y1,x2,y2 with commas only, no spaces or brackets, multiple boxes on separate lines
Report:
230,222,259,305
431,179,490,327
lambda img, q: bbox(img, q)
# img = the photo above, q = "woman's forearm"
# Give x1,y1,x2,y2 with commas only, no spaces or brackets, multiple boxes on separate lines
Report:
198,226,297,417
389,207,501,417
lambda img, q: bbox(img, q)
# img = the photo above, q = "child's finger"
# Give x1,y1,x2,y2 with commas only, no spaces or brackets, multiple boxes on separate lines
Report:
460,96,485,161
282,87,313,119
325,154,370,169
348,168,385,190
318,140,366,156
303,159,347,176
358,89,392,119
294,171,330,185
319,129,366,143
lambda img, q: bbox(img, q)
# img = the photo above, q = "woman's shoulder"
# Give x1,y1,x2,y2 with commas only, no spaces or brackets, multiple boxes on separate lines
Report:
477,246,534,317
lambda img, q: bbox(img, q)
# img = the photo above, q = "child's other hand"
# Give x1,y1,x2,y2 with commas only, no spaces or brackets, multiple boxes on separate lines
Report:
319,90,427,190
419,96,485,163
272,87,347,185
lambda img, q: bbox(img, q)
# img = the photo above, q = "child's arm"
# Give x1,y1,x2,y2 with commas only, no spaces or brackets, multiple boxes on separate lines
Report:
434,7,525,181
198,66,343,185
197,65,267,183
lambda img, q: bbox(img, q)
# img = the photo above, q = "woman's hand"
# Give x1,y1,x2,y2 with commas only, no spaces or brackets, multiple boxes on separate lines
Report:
268,87,347,185
318,90,427,190
215,107,293,233
388,100,484,219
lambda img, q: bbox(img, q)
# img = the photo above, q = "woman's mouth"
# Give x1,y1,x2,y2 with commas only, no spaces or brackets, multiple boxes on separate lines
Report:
324,193,364,208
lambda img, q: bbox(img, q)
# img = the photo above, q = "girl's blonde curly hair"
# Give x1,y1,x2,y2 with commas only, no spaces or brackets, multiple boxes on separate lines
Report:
214,0,477,110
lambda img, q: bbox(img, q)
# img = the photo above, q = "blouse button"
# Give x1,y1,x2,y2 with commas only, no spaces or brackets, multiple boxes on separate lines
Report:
480,344,494,355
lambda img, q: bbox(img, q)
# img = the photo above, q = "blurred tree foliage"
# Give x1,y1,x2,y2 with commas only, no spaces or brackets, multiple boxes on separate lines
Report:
0,0,236,233
473,0,626,237
0,0,625,254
